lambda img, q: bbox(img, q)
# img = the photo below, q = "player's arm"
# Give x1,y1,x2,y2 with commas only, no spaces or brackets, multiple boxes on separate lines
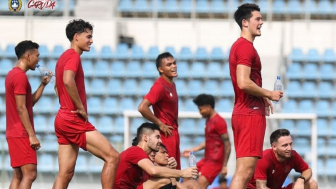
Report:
15,94,40,150
220,133,231,177
294,168,312,188
138,158,197,178
256,180,270,189
236,64,282,101
138,99,173,136
181,142,205,157
63,70,87,121
31,75,49,106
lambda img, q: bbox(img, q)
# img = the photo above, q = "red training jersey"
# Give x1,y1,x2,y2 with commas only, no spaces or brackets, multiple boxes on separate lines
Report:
144,77,179,130
229,37,265,115
5,67,34,138
55,49,87,118
115,146,149,189
204,113,228,163
247,149,309,189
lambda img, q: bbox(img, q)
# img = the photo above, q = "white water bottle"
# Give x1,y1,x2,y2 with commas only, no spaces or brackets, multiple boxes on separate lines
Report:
188,151,196,167
36,64,55,83
273,76,283,104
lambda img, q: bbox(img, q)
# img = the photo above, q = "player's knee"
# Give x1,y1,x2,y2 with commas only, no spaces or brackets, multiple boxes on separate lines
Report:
306,178,318,189
105,151,120,165
23,171,37,182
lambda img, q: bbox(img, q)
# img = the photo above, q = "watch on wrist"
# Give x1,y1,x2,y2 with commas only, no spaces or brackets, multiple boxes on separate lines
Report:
298,176,306,182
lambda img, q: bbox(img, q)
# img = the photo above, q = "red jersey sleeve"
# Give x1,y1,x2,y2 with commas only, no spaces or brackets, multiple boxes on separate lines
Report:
13,72,29,95
129,146,149,165
215,115,228,135
235,42,254,68
292,150,309,173
254,155,269,180
144,82,164,105
64,53,81,73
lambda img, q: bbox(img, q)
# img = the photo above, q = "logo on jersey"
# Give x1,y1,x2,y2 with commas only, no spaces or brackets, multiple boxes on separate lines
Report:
8,0,22,12
169,92,173,97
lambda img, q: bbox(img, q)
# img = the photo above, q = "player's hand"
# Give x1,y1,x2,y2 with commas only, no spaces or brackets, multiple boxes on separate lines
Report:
220,166,228,177
181,149,192,157
41,70,53,86
269,90,283,102
159,123,173,137
181,167,198,179
71,108,88,122
29,135,41,151
263,97,273,116
167,157,177,169
293,178,305,189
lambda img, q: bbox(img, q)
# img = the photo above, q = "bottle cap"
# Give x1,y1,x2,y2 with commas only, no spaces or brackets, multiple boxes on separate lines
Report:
36,64,40,68
190,151,194,155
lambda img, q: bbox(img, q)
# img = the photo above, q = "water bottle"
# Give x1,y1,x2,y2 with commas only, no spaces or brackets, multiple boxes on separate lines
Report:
273,76,283,104
36,64,55,83
188,151,196,167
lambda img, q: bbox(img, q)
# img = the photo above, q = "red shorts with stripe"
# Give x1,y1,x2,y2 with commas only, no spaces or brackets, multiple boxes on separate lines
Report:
7,137,37,168
197,159,222,184
161,130,180,170
231,114,266,158
54,114,96,150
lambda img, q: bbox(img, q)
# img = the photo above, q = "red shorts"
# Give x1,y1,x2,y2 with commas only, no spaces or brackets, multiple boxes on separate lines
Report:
7,137,37,168
54,114,96,150
231,114,266,158
161,130,180,170
197,159,222,184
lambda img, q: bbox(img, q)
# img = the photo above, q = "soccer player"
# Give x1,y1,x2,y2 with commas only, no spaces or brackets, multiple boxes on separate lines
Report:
115,122,198,189
5,40,51,189
182,94,231,189
138,52,181,169
246,129,318,189
53,19,119,189
229,3,283,189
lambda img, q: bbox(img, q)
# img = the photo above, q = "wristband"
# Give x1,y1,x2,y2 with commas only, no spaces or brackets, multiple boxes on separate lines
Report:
298,176,306,182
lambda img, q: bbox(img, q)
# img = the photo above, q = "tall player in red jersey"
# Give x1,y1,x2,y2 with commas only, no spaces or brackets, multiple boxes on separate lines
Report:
53,19,119,189
138,52,181,169
247,129,318,189
5,40,51,189
182,94,231,189
229,3,283,189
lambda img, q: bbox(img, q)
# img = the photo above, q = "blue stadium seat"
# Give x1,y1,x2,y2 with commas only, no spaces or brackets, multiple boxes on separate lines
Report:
194,47,208,61
97,116,113,134
317,138,327,156
162,0,178,13
223,62,230,78
118,0,133,12
298,100,315,113
303,63,318,79
0,77,5,94
146,45,160,60
318,81,333,98
89,116,97,127
115,43,129,60
0,59,13,76
102,98,118,115
180,0,192,13
294,138,310,155
87,97,101,114
204,80,220,96
111,61,126,77
75,155,88,173
317,119,329,137
306,48,320,63
322,48,336,62
287,0,303,15
90,79,106,95
164,46,177,57
34,115,48,133
126,61,142,78
210,47,225,60
330,119,336,137
38,154,55,172
29,77,41,91
216,99,232,112
227,0,239,14
178,46,193,60
0,97,5,113
120,97,135,111
177,61,190,78
286,62,302,79
179,119,196,134
35,97,54,114
188,80,203,97
183,99,198,112
286,81,301,97
220,80,234,97
327,139,336,156
325,158,336,176
84,78,91,94
281,100,298,113
134,0,150,13
139,79,153,95
88,156,104,174
81,60,94,77
174,79,188,96
50,45,64,59
190,62,205,78
47,59,57,73
81,46,97,59
304,0,318,15
296,120,312,136
131,118,146,133
4,44,16,58
123,79,138,95
332,101,336,116
43,134,58,152
38,44,49,58
196,0,209,14
289,48,305,62
318,0,333,15
206,62,223,79
319,64,334,80
53,98,60,114
131,44,145,59
279,120,295,132
142,61,157,78
99,45,113,59
301,82,317,98
272,0,286,14
210,0,226,14
94,61,110,78
258,0,269,14
114,116,125,134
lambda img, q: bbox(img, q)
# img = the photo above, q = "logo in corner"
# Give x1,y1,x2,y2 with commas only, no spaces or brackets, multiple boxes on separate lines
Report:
8,0,22,12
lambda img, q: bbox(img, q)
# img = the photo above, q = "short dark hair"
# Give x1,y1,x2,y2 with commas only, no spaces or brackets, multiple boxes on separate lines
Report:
15,40,39,59
193,93,215,108
234,3,260,29
159,143,168,152
155,52,174,75
132,122,160,146
270,129,290,145
66,19,93,41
